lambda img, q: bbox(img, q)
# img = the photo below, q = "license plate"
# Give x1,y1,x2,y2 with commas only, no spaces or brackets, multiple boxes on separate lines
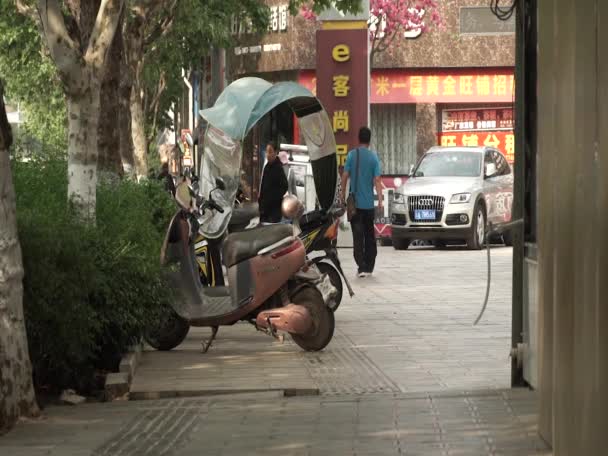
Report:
414,209,436,220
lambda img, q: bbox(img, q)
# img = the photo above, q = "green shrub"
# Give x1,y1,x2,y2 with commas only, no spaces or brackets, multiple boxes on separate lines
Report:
12,157,176,393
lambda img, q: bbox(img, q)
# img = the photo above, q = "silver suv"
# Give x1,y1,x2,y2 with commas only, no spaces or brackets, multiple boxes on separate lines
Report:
390,146,513,250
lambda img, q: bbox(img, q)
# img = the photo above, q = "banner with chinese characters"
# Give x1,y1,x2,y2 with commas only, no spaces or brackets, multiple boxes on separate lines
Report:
441,107,514,132
437,130,515,164
300,68,514,104
315,28,369,167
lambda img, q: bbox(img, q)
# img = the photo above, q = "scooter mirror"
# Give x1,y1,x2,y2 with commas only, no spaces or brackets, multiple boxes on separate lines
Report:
185,133,194,147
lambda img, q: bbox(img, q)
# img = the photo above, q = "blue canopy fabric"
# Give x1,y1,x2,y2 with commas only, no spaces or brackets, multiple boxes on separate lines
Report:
199,78,318,140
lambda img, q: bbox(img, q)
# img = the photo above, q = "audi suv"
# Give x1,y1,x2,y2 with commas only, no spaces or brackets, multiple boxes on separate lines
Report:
390,146,513,250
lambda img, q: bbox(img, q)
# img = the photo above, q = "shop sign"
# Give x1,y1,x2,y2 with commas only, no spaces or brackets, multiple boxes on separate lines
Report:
232,4,288,35
437,130,515,164
315,29,369,167
374,175,409,239
442,107,513,132
300,68,514,103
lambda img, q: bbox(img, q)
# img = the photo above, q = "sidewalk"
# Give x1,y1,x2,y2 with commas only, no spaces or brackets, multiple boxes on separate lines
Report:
130,326,318,399
0,246,547,455
1,390,550,456
131,247,513,398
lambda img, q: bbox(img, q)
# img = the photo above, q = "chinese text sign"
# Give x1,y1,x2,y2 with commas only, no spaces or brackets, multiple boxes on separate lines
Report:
315,29,369,167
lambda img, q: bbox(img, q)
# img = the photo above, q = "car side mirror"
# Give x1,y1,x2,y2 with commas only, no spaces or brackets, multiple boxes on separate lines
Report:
485,163,497,179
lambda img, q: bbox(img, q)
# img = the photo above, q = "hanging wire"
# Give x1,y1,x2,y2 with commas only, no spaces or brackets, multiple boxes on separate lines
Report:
490,0,518,21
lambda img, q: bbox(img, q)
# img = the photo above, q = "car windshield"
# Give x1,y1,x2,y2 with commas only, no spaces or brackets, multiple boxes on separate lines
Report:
414,151,482,178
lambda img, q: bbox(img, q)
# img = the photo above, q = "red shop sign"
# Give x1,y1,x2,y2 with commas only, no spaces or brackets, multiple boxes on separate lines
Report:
437,130,515,164
300,67,514,104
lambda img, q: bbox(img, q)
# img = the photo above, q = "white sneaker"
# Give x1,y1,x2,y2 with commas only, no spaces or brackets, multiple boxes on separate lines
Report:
358,272,368,278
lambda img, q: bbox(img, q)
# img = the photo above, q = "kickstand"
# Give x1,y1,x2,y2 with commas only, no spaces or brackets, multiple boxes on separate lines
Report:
265,317,285,344
202,326,218,353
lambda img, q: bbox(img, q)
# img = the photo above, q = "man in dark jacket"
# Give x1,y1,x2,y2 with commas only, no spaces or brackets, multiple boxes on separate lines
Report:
259,141,288,223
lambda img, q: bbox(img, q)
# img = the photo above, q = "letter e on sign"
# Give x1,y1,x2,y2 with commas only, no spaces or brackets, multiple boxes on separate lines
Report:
332,44,350,62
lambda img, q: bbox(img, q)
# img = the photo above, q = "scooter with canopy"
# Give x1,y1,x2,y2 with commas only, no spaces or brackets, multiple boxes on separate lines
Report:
145,77,342,352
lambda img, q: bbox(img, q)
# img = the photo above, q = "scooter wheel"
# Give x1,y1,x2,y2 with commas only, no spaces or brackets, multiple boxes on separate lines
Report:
290,286,335,352
144,309,190,351
317,262,343,311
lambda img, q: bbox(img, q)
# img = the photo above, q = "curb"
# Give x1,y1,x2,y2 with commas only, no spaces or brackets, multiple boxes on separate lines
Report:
104,340,143,401
129,387,320,402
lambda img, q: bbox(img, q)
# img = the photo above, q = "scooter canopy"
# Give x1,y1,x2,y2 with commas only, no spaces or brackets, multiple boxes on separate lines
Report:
198,77,339,239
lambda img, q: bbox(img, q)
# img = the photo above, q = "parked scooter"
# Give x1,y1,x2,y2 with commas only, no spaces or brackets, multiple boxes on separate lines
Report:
145,77,342,353
146,176,336,353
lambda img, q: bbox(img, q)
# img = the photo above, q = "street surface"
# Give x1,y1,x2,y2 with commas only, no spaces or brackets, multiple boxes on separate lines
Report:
1,246,551,455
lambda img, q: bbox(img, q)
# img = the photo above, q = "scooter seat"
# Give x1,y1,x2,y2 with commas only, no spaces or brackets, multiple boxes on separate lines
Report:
222,224,293,268
229,203,259,230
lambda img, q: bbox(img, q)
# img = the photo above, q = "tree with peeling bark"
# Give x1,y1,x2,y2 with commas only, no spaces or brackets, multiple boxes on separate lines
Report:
124,0,280,179
0,79,39,434
139,0,269,158
15,0,124,218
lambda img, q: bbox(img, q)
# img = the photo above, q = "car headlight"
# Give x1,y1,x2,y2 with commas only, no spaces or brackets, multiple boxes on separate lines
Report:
450,193,472,204
393,192,406,204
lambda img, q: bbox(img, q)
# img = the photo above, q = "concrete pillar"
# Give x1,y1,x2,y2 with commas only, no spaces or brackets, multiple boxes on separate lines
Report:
536,0,608,453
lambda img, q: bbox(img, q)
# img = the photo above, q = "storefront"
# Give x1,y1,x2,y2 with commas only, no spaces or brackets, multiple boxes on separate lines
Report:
299,67,515,173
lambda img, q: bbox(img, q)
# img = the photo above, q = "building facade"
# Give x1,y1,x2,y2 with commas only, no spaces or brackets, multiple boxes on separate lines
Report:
226,0,515,176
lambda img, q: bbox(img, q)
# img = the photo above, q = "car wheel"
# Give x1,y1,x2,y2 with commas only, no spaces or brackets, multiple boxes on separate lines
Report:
393,238,410,250
467,203,486,250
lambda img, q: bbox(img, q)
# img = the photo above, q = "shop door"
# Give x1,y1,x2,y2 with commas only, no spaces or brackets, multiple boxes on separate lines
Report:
370,104,417,175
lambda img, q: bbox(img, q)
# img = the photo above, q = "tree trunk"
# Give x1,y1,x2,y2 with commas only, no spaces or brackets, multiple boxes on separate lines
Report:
130,78,148,180
119,76,135,177
0,81,39,434
98,26,124,178
27,0,125,217
124,17,148,180
67,80,102,219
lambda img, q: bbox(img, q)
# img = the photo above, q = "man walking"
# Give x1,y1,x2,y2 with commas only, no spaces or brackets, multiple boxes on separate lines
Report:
340,127,383,277
259,141,288,223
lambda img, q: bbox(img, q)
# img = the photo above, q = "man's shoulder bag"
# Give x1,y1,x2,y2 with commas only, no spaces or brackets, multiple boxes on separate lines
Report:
346,148,360,222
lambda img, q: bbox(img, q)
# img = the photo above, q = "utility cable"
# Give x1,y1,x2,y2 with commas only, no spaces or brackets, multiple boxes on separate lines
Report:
490,0,518,21
474,218,524,325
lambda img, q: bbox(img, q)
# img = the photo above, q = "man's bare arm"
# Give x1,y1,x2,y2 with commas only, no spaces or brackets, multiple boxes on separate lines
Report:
340,171,350,203
375,176,383,209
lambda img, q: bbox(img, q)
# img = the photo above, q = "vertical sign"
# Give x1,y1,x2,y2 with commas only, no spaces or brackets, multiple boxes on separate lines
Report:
316,28,369,168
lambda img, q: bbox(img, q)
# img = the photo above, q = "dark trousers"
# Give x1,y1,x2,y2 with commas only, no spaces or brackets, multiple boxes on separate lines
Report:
351,209,377,273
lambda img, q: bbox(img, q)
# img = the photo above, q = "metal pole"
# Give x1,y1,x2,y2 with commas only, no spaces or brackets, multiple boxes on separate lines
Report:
511,0,530,387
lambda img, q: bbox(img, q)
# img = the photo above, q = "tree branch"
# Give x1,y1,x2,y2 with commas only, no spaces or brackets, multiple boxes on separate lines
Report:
142,0,178,49
36,0,81,77
15,0,38,23
85,0,125,70
144,15,175,49
376,24,402,54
